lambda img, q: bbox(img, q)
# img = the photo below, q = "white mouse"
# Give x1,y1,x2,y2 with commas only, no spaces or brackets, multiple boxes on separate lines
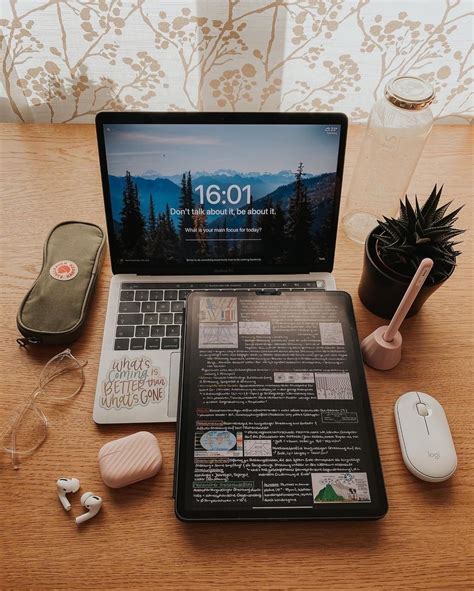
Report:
394,391,457,482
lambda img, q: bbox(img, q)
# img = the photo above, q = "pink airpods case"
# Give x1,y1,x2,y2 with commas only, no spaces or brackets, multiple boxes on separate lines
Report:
98,431,162,488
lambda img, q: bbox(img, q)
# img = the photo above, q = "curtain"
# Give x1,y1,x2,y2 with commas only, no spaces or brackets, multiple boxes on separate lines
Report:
1,0,472,123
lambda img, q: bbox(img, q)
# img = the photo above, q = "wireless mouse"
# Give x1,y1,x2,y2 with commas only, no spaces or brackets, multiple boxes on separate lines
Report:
394,391,457,482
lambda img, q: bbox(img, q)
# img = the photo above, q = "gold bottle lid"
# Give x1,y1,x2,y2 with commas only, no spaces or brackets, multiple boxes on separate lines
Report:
385,76,435,110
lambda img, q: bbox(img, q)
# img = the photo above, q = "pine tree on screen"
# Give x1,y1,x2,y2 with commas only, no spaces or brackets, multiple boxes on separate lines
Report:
186,171,193,209
241,194,254,256
119,171,146,258
178,173,187,239
216,216,229,257
145,194,157,258
178,171,196,256
193,209,208,256
287,162,313,264
258,197,276,262
148,194,156,234
186,171,197,255
165,204,178,241
163,203,179,259
245,194,253,231
273,201,286,262
150,213,166,260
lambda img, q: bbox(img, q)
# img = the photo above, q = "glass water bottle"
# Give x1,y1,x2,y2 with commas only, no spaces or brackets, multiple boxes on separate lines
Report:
342,76,435,244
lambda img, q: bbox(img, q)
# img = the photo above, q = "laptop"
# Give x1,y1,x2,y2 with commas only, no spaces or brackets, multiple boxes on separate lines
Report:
93,112,348,424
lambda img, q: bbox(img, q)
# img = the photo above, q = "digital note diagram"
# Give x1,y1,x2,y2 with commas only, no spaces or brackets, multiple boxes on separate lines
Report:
199,296,237,322
199,323,238,348
311,472,371,503
314,372,353,400
198,296,238,348
244,439,272,457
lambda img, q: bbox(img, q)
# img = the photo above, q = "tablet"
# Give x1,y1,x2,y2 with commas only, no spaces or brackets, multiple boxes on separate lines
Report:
175,290,388,521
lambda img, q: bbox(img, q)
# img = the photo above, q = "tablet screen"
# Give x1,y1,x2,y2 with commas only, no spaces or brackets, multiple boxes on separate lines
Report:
176,291,387,520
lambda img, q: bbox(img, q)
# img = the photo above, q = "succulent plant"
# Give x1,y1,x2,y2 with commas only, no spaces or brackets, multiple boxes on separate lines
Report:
375,185,464,285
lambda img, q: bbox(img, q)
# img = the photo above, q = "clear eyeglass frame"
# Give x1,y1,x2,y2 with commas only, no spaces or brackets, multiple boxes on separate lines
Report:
1,349,87,469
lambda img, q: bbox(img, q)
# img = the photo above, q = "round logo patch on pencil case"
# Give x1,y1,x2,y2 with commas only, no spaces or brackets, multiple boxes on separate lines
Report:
49,260,78,281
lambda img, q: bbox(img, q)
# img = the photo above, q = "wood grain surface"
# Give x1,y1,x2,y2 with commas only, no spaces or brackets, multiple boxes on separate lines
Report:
0,123,472,591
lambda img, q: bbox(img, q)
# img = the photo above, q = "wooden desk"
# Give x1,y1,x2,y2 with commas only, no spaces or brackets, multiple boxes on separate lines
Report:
0,123,472,590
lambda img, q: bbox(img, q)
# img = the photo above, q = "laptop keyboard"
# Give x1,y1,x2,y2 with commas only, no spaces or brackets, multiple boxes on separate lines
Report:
114,280,326,351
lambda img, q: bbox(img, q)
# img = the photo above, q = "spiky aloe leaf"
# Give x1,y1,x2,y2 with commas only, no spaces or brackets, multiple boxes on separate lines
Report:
381,217,409,237
399,199,408,222
415,197,424,222
421,185,442,221
404,199,418,232
425,228,464,240
378,218,403,242
432,201,452,223
432,205,463,227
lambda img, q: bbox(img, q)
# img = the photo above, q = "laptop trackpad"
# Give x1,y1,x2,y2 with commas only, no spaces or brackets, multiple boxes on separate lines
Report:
167,352,180,419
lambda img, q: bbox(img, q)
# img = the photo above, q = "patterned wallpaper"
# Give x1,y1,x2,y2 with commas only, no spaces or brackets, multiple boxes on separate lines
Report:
1,0,472,123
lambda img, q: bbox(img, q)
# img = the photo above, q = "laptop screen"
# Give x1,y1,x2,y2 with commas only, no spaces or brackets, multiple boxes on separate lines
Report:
98,114,346,275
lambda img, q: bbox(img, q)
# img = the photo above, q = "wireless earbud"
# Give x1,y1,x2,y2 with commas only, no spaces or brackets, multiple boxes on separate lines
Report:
75,492,102,525
56,477,80,511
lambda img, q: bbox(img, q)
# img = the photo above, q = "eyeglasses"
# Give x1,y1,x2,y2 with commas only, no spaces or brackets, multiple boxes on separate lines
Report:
1,349,87,469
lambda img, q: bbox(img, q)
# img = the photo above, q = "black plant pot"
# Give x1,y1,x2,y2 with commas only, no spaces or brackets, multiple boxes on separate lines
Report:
358,229,453,319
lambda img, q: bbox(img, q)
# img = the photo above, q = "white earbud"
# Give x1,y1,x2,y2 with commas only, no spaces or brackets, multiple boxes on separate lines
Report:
75,492,102,525
57,477,80,511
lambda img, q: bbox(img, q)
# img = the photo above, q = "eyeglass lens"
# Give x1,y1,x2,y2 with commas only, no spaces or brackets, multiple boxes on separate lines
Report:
1,349,86,465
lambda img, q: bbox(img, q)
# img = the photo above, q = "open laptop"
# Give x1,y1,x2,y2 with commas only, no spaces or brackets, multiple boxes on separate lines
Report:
93,112,347,424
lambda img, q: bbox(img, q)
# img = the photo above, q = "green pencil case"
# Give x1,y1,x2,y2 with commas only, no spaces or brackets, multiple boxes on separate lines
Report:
17,221,106,345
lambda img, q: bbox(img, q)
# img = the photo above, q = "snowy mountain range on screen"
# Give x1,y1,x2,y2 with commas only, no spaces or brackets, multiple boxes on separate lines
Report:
108,168,335,229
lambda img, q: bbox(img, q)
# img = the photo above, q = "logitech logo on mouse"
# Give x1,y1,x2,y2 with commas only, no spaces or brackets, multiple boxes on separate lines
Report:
428,450,440,460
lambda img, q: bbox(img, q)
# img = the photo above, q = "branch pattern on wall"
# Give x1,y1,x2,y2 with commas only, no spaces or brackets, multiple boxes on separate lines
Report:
1,0,472,123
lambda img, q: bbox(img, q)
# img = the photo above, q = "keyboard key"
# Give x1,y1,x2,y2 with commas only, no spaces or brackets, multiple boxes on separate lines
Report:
116,326,134,338
146,338,161,350
130,338,145,350
141,301,155,313
114,338,129,350
159,313,173,324
119,301,140,313
174,312,183,324
150,290,163,301
135,325,150,337
118,313,143,325
164,290,178,300
144,313,159,325
166,325,180,337
162,337,180,349
171,301,184,313
135,290,149,301
156,301,170,312
179,290,191,299
151,325,165,337
120,290,134,301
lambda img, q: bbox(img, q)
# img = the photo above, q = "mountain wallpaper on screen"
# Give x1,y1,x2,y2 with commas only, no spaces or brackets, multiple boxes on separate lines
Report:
110,162,336,266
